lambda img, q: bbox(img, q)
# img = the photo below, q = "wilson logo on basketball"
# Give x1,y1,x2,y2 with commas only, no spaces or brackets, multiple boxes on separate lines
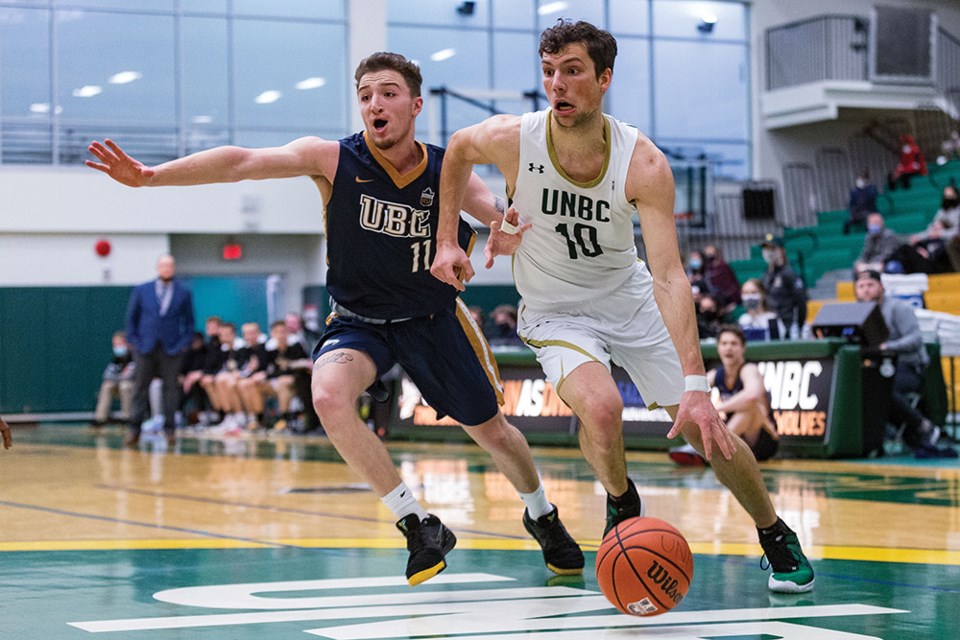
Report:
646,560,685,605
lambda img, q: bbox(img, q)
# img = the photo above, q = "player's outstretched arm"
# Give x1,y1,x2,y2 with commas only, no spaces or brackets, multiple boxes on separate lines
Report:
86,137,339,187
432,115,521,291
630,139,735,462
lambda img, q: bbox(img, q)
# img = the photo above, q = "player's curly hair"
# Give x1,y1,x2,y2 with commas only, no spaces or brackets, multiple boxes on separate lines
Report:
354,52,423,97
539,19,617,78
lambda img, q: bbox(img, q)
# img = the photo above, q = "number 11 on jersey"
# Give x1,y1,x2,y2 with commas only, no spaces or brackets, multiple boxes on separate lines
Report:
411,239,432,272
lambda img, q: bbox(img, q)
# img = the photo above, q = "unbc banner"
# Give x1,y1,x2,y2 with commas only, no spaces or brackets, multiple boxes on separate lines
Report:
757,358,834,440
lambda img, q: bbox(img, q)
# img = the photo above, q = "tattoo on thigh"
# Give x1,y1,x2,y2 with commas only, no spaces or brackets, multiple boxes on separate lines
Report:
316,351,354,369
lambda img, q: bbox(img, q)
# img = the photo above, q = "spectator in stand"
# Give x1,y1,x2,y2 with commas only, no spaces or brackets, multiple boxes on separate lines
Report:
468,306,485,331
486,304,522,346
854,270,956,458
702,244,741,311
854,213,903,274
844,169,878,235
907,185,960,273
760,236,807,339
91,331,135,427
888,134,927,190
685,249,706,292
696,293,725,340
938,130,960,164
738,279,785,341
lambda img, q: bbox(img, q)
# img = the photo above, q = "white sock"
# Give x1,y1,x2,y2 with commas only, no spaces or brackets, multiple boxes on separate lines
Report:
519,484,553,519
382,482,428,521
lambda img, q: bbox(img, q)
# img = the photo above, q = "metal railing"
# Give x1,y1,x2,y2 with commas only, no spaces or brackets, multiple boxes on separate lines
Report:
766,15,869,90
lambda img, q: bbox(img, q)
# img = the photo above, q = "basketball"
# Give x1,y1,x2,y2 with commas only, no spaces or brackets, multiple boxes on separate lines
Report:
596,516,694,616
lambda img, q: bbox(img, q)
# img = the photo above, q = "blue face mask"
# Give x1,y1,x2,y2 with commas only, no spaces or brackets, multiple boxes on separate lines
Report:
113,346,128,357
867,224,882,235
689,258,702,270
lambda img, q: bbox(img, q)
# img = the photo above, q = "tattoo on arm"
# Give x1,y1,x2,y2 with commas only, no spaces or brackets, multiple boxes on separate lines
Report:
316,351,354,368
494,196,505,216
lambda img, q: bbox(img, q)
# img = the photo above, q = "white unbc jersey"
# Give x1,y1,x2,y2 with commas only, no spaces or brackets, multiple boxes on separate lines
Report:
512,109,640,310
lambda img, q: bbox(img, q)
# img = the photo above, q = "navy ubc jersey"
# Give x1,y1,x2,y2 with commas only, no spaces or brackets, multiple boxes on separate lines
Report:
325,132,475,320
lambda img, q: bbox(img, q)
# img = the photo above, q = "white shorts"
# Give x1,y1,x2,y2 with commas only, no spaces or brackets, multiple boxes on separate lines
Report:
516,261,683,409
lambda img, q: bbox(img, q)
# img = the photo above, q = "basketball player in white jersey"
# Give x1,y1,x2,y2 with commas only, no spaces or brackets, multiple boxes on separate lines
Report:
432,20,814,593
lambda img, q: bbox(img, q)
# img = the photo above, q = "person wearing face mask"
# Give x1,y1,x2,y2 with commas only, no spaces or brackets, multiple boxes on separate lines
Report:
905,185,960,273
686,250,706,291
91,331,136,428
888,134,927,191
844,169,877,235
737,279,785,341
854,213,904,274
696,293,726,339
760,236,807,339
702,244,741,310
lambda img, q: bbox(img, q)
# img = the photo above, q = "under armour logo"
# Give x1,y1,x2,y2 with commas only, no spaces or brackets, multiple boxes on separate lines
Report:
528,163,544,174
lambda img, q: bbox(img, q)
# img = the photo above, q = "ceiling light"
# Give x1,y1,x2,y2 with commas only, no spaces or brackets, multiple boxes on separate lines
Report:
295,77,326,90
109,71,142,84
30,103,50,114
72,85,102,98
191,115,213,124
254,90,282,104
538,2,568,16
430,48,456,62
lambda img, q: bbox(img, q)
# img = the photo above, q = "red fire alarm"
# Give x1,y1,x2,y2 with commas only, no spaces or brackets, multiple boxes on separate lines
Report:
222,242,243,260
95,239,112,257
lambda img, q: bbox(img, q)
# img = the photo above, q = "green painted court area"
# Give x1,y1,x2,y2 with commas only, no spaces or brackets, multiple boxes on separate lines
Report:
2,547,958,639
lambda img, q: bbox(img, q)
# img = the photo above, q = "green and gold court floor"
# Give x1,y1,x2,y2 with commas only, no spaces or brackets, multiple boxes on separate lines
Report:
1,425,958,639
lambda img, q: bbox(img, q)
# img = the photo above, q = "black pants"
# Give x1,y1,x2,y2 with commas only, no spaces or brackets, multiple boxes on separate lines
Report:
889,361,928,447
129,349,185,435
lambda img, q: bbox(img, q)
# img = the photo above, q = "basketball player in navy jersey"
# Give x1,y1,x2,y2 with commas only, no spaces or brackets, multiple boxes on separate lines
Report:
85,52,582,587
432,21,814,593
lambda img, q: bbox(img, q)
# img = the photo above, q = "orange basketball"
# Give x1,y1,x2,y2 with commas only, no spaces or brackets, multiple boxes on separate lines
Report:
595,516,694,616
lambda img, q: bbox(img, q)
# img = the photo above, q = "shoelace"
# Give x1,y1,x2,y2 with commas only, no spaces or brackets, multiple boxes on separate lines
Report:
759,534,800,572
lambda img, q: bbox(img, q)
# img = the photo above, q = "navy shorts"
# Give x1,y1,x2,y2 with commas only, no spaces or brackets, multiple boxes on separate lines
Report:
312,302,502,426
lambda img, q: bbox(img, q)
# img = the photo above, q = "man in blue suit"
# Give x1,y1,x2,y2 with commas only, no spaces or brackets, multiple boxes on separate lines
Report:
125,254,195,447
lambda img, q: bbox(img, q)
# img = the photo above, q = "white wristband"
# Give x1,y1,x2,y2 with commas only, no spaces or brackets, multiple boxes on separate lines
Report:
499,218,519,235
684,374,710,393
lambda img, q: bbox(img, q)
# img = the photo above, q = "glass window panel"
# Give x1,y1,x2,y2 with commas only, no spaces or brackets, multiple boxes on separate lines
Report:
493,32,539,96
234,20,347,132
181,0,228,14
57,0,176,10
652,0,746,41
233,0,344,20
606,36,650,133
653,40,747,140
657,140,748,180
388,0,489,28
234,128,345,149
388,26,490,138
57,11,176,124
1,8,51,118
182,17,228,128
609,0,649,36
493,0,534,30
1,7,52,163
537,0,604,32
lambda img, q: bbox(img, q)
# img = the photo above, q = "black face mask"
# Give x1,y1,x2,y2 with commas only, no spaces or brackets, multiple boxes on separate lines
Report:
943,197,959,209
700,310,717,322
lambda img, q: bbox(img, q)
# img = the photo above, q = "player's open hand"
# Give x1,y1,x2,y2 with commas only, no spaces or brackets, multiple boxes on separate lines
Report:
667,391,735,461
0,416,12,450
431,243,474,292
85,139,155,187
484,207,531,269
